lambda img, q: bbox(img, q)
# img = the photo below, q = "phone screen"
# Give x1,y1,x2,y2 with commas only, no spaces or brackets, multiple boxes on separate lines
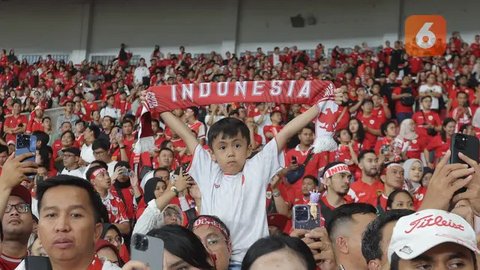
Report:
292,204,322,230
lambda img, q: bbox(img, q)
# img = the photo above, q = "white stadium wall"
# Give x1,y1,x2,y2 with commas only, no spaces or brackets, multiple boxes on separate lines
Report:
0,0,478,64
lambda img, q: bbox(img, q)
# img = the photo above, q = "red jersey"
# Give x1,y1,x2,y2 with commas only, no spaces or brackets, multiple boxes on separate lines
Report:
413,186,427,210
393,86,414,113
4,114,28,142
101,191,129,225
26,117,44,134
412,110,442,138
371,106,388,124
425,135,451,162
405,137,428,160
0,254,22,270
356,113,382,150
188,120,206,140
350,178,384,207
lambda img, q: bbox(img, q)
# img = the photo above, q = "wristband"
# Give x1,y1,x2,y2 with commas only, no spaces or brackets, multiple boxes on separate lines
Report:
273,190,281,197
170,186,179,196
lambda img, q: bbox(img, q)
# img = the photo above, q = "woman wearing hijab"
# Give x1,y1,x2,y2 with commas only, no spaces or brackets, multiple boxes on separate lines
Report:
396,119,428,160
403,159,426,210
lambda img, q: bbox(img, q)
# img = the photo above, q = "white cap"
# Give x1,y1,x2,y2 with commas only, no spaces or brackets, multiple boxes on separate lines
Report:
388,209,479,263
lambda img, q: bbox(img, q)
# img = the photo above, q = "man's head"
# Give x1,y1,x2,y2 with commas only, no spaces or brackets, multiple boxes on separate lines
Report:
65,101,74,113
62,147,81,169
121,120,133,136
322,162,351,197
86,166,112,192
158,148,174,168
84,125,100,143
361,99,374,114
301,175,318,197
383,163,404,190
298,123,315,146
92,139,111,163
359,150,379,178
326,203,377,270
361,209,415,270
37,175,106,265
388,209,478,270
75,120,86,134
102,116,115,131
12,100,21,115
60,121,72,133
207,117,251,175
153,167,170,182
2,185,34,245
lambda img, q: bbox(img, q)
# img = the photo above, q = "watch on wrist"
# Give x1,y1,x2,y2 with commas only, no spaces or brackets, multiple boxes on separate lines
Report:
273,190,281,197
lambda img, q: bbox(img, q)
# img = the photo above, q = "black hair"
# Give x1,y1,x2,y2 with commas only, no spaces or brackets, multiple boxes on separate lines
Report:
326,203,377,240
158,147,174,156
37,145,51,169
440,117,456,142
381,119,397,137
87,124,101,139
114,161,130,171
361,209,415,263
300,122,315,134
153,167,170,176
85,165,105,182
61,130,75,141
37,175,109,224
143,177,167,204
101,223,122,239
459,123,472,134
420,95,432,103
302,175,319,186
188,215,231,239
75,119,86,126
92,138,110,151
90,160,108,170
242,235,316,270
362,99,374,106
32,131,50,148
188,106,199,118
160,140,172,149
358,150,376,163
0,144,8,154
335,128,353,144
349,118,365,143
386,190,414,210
420,167,434,186
121,119,133,126
42,116,51,123
207,117,250,149
147,225,213,269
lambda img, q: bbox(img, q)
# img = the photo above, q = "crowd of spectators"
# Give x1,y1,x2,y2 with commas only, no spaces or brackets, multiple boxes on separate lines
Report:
0,30,479,270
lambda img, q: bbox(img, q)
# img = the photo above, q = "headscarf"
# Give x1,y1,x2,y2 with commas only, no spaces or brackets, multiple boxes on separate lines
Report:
403,159,423,192
397,119,418,141
143,177,163,205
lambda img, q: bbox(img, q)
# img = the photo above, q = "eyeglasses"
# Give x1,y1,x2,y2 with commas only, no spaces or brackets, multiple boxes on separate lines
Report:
5,203,30,214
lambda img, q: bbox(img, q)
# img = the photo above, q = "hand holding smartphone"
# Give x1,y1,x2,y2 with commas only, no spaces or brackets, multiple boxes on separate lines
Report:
449,133,479,195
131,233,164,269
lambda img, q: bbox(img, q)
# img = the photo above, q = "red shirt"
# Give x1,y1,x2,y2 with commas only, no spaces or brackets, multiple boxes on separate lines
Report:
413,186,427,210
412,110,442,138
26,117,44,134
102,191,129,225
356,113,381,150
371,106,388,124
405,137,428,159
425,135,451,162
263,125,283,143
0,254,22,270
4,114,28,142
284,146,328,196
393,86,414,113
350,178,385,206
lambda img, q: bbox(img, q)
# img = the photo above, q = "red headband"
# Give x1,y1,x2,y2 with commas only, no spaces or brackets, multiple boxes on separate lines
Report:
193,216,231,249
90,168,107,180
323,164,350,179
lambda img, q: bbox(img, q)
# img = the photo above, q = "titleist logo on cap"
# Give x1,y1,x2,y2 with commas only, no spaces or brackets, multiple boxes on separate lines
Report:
405,214,465,234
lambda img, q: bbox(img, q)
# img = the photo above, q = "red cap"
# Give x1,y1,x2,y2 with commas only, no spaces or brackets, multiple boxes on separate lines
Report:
267,214,289,232
11,185,32,205
95,239,121,257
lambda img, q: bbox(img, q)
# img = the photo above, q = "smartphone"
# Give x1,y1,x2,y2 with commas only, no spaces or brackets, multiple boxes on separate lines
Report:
131,233,164,269
291,156,297,165
449,133,479,195
25,256,52,270
16,134,37,163
292,204,322,230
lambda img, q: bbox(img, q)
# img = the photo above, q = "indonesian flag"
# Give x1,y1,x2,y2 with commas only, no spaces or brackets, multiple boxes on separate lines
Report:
133,105,155,156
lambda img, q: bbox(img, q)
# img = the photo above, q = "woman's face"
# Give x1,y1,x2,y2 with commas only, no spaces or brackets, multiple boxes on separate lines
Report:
193,225,231,270
61,133,74,147
349,120,359,133
103,229,122,251
249,248,308,270
444,121,456,136
390,192,414,211
339,130,351,143
154,181,167,199
408,161,423,182
97,247,120,266
386,123,397,137
422,172,433,187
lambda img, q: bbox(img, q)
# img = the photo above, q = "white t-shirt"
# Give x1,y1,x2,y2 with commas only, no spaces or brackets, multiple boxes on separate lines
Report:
188,139,284,263
419,84,442,109
100,107,121,120
60,167,87,179
81,144,95,164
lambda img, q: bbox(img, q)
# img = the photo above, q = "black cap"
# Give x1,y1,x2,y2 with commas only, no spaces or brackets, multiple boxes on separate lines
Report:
62,147,81,157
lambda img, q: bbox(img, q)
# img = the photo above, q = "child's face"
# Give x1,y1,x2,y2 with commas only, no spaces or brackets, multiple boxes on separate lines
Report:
211,132,251,175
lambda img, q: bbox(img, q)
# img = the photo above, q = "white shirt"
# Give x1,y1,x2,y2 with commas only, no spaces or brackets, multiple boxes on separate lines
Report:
107,161,118,178
134,66,150,85
60,167,86,179
81,144,95,164
133,199,165,235
189,139,284,263
419,84,442,109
